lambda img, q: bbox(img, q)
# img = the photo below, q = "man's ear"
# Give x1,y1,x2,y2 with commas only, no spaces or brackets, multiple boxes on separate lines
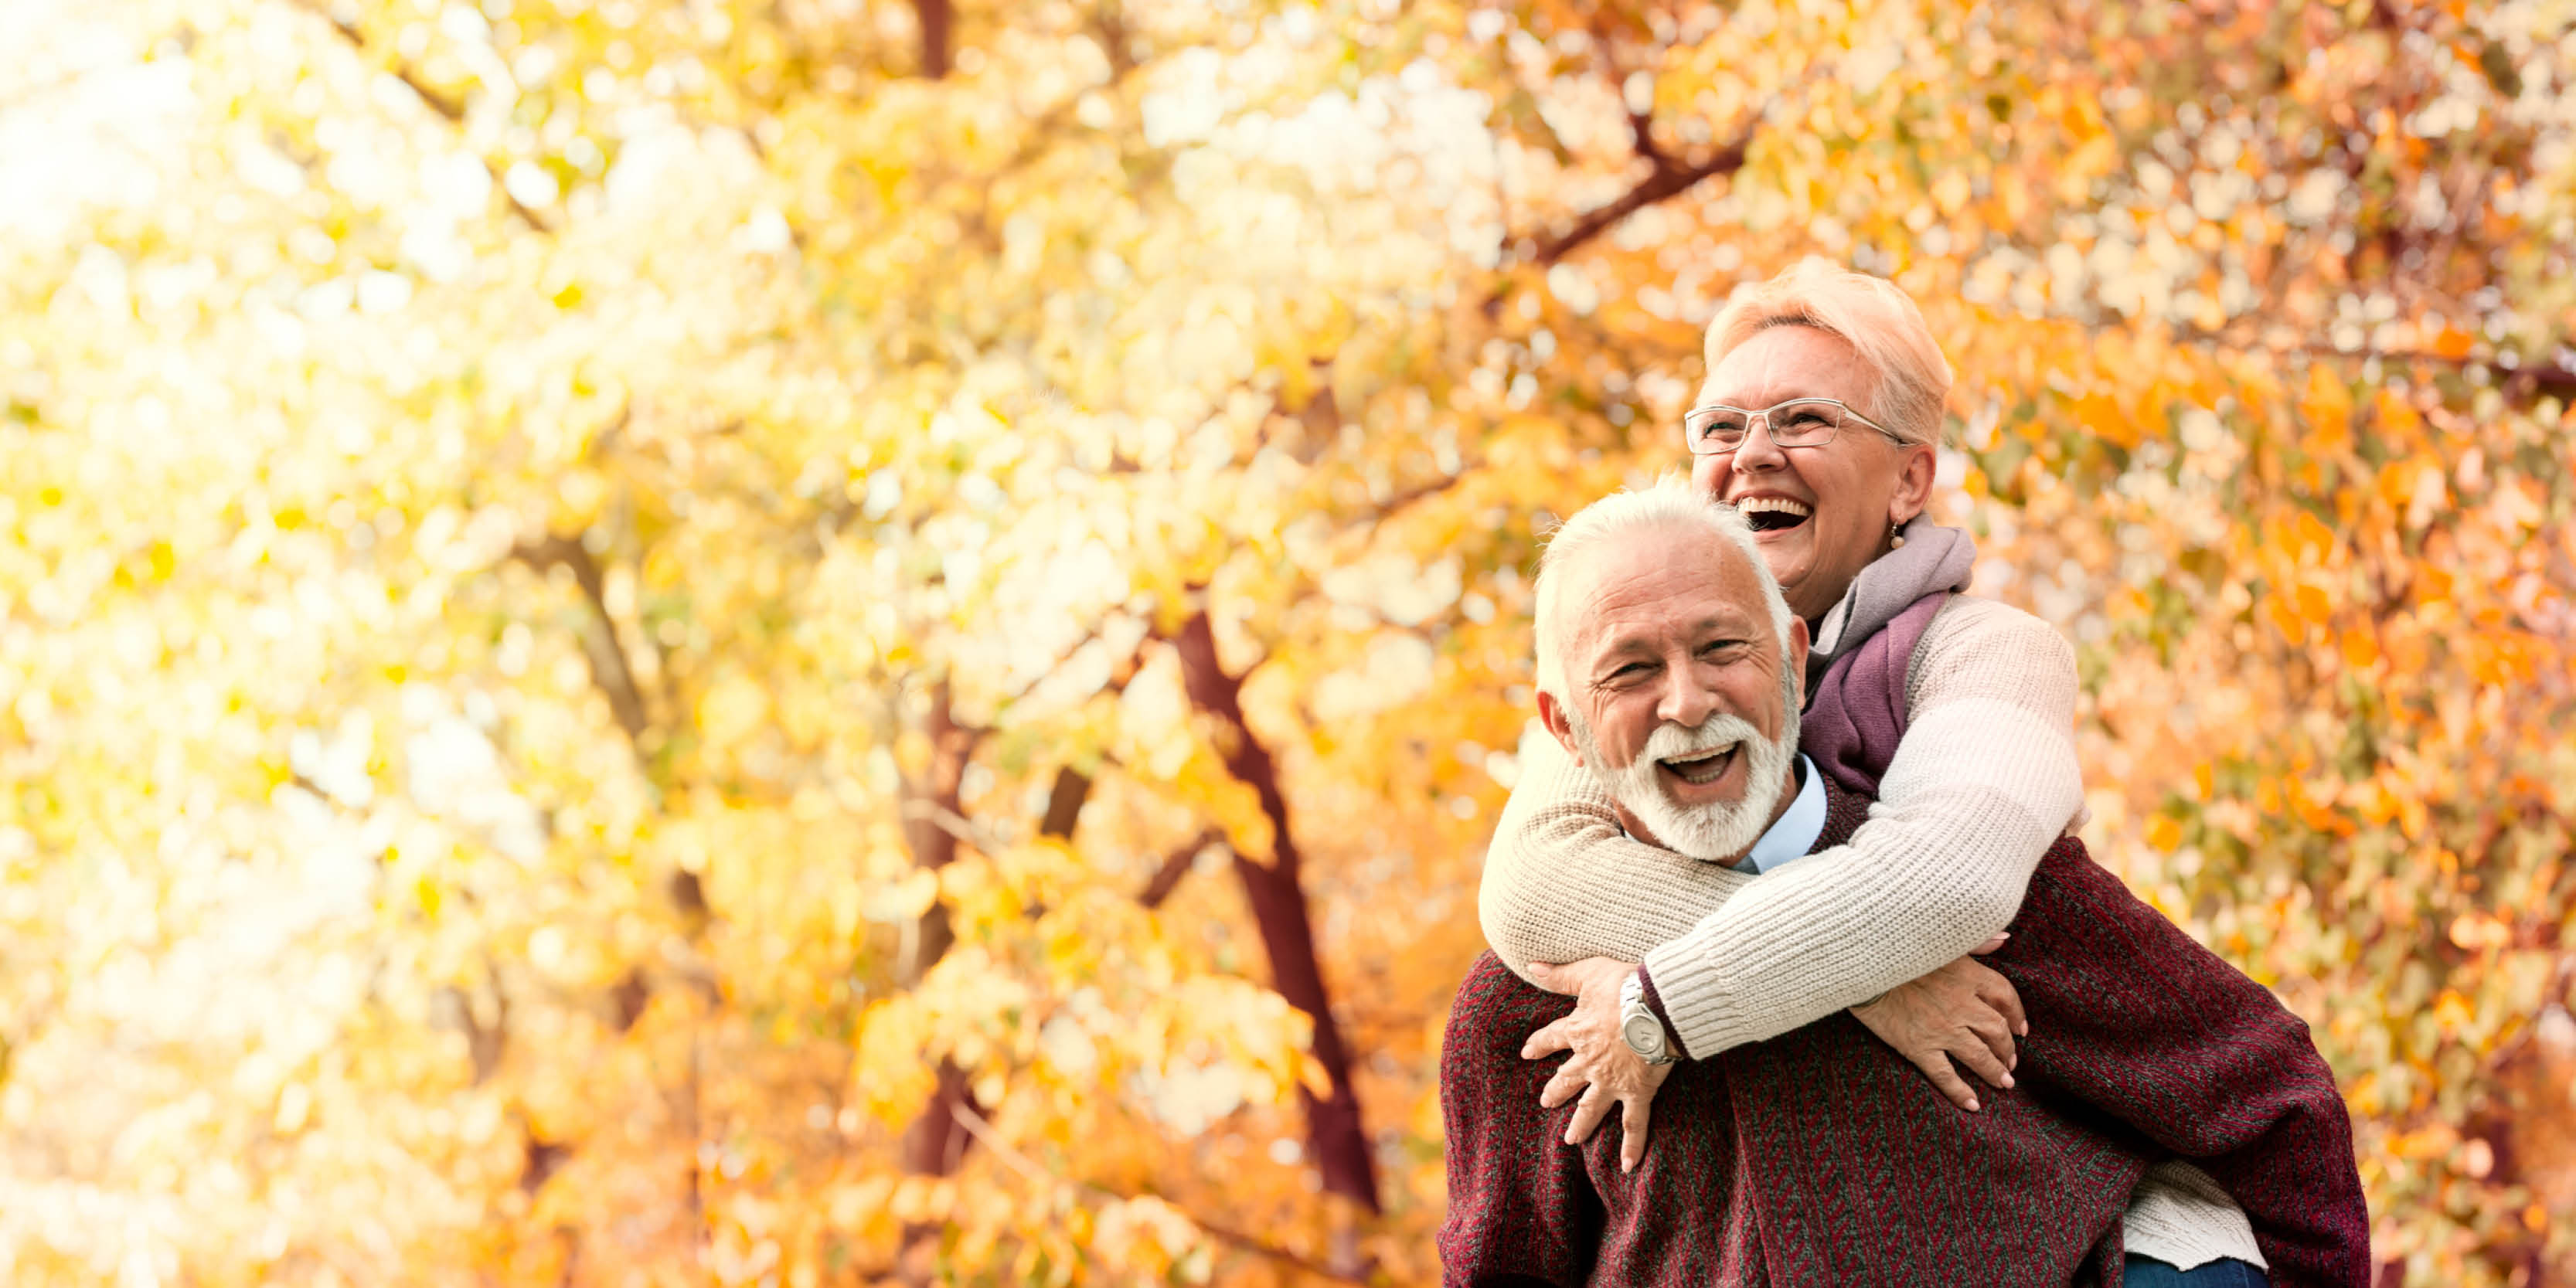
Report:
1890,443,1937,522
1536,689,1587,766
1786,615,1812,686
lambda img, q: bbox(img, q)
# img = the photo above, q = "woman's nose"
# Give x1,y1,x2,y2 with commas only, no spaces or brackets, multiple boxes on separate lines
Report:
1730,416,1788,472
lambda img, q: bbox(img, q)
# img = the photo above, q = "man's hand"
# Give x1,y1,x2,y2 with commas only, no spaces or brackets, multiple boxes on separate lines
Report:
1521,957,1671,1172
1849,934,2026,1111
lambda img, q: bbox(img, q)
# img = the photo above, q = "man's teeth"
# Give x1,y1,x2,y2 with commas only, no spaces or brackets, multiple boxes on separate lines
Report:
1661,746,1738,785
1738,497,1812,519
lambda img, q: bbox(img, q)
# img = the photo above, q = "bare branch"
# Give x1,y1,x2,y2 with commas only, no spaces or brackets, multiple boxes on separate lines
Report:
298,3,553,233
912,0,955,78
1528,127,1754,267
948,1103,1373,1285
1162,607,1380,1212
2176,329,2576,403
1040,765,1092,841
512,535,650,749
1139,829,1223,909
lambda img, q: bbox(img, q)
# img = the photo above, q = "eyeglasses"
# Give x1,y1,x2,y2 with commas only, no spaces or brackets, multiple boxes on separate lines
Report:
1682,398,1907,456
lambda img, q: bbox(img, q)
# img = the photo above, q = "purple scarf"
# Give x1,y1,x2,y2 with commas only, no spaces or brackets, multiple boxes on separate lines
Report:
1798,514,1976,796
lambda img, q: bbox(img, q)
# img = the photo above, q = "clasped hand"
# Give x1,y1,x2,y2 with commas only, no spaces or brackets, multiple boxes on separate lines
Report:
1521,936,2026,1168
1519,957,1666,1173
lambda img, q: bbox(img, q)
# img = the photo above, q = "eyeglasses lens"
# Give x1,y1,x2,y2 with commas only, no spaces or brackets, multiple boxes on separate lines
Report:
1770,401,1842,446
1690,401,1846,452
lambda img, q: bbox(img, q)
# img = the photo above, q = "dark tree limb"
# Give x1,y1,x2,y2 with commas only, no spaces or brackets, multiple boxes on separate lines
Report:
914,0,955,78
298,2,553,233
1040,765,1093,841
949,1103,1373,1283
1163,608,1380,1213
1139,828,1223,909
1527,125,1755,267
512,535,650,749
893,678,984,1273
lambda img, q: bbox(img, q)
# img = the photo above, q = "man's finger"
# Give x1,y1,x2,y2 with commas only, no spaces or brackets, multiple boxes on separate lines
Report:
1913,1052,1981,1112
1521,1019,1575,1060
1969,933,2010,955
1619,1096,1653,1172
1564,1086,1613,1144
1526,962,1573,995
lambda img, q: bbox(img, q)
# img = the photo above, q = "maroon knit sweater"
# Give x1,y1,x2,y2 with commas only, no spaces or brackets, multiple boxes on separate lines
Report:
1440,593,2369,1286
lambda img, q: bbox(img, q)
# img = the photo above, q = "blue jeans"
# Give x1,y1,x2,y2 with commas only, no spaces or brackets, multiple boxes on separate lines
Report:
2123,1256,2270,1287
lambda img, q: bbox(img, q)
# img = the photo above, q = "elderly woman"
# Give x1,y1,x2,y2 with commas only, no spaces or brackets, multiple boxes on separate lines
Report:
1479,262,2277,1286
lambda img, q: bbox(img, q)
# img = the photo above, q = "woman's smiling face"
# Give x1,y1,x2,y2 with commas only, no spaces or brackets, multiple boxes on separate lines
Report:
1688,325,1938,623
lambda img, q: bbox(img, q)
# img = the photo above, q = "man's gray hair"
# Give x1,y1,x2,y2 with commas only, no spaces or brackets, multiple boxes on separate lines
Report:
1533,474,1796,702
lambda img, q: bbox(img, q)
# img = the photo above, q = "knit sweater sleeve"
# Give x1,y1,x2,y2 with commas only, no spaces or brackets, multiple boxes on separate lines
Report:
1478,727,1761,982
1476,596,2084,1057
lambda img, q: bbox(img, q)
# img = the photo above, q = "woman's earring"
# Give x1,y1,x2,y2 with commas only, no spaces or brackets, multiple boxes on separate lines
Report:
1889,519,1907,550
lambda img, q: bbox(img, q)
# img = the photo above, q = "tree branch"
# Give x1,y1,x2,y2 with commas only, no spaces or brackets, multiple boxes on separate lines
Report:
2178,330,2576,403
1040,765,1092,841
1528,126,1754,267
1162,607,1380,1213
1139,828,1223,909
298,2,553,233
948,1103,1371,1285
512,535,650,749
913,0,955,79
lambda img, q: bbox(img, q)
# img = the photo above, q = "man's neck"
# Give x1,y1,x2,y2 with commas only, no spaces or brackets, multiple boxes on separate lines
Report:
1732,760,1805,863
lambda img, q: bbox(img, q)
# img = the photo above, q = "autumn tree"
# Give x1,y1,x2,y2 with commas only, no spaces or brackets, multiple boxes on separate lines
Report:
3,0,2572,1284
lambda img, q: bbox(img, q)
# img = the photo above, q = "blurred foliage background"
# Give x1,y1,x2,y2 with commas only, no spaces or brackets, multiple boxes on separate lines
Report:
4,0,2575,1283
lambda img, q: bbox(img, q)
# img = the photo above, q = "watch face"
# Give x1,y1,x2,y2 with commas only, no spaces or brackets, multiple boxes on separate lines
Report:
1622,1013,1663,1055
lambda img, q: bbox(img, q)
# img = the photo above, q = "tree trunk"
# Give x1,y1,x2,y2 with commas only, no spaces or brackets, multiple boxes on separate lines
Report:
895,681,978,1273
911,0,953,79
894,696,1096,1269
1168,610,1380,1212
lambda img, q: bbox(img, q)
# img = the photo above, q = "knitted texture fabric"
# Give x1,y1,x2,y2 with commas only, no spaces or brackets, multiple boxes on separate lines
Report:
1440,780,2372,1286
1807,513,1976,667
1798,589,1948,795
1475,574,2270,1264
1481,595,2082,1050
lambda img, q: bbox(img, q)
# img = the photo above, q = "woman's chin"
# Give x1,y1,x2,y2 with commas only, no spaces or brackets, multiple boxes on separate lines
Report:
1753,527,1812,590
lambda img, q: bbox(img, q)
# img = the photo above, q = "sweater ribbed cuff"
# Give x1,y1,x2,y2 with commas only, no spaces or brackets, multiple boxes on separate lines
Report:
1641,936,1758,1062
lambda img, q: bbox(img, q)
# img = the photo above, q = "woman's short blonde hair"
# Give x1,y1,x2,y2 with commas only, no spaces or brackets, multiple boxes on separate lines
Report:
1703,259,1955,449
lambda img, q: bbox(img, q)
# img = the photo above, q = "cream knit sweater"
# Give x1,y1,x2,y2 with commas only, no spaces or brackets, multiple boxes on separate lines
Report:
1478,593,2262,1270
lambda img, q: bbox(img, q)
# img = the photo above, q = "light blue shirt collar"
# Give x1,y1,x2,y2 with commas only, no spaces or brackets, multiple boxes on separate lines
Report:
1738,755,1827,874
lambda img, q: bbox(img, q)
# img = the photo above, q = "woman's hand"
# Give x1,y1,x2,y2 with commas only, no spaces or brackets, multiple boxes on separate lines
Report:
1849,933,2026,1111
1521,957,1671,1172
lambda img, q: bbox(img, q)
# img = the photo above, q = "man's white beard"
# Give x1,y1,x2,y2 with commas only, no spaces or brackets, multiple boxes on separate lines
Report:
1577,712,1795,862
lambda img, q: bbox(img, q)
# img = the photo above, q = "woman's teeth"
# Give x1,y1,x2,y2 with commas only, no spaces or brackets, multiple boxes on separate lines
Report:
1739,496,1812,532
1661,746,1737,785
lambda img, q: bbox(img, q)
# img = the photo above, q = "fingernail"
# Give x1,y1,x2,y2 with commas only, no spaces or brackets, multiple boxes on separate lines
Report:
2017,1024,2029,1037
2003,1074,2015,1089
1965,1098,1979,1112
1997,932,2009,939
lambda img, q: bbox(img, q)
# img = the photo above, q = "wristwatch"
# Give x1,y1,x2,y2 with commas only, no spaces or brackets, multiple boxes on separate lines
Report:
1618,971,1676,1065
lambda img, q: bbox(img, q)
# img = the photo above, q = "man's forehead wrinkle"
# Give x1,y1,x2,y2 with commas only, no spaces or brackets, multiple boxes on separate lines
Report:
1570,576,1762,671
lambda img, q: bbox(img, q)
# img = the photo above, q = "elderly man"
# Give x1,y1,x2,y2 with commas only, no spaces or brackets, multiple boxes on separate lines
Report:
1438,480,2365,1286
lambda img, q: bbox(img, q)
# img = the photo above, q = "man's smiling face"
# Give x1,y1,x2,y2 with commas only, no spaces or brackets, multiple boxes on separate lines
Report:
1538,526,1807,861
